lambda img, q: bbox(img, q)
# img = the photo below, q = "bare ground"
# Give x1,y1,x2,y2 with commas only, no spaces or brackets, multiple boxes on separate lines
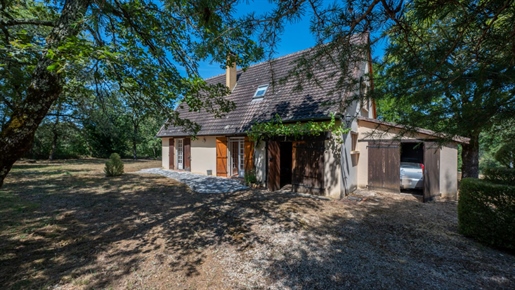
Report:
1,159,514,289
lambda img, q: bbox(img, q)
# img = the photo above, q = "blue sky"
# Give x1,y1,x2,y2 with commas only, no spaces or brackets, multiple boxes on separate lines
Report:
197,1,315,78
197,1,386,79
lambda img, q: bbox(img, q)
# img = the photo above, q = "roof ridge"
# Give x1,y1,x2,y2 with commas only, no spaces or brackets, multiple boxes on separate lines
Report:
203,33,369,80
202,47,315,81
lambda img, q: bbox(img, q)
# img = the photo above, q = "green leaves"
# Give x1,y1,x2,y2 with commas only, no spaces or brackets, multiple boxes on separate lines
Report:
248,113,350,143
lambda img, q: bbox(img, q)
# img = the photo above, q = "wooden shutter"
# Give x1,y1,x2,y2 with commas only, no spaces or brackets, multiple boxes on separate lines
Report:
268,140,280,191
367,141,400,192
183,137,191,171
244,137,254,172
423,142,440,202
216,137,228,177
292,141,325,195
169,138,175,170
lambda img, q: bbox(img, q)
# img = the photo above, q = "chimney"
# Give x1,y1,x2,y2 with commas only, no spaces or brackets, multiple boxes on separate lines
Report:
226,57,237,91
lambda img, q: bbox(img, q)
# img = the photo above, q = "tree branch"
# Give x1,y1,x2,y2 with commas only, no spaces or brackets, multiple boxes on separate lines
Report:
2,19,55,27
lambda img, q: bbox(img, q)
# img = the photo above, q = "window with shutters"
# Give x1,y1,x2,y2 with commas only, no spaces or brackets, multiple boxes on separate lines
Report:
176,138,184,170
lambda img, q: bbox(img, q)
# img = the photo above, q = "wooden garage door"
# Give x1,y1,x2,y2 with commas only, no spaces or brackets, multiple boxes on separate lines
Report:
424,142,440,201
292,141,325,195
268,140,280,191
368,141,400,192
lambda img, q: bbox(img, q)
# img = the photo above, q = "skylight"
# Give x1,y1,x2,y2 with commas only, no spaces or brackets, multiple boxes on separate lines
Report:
253,84,269,99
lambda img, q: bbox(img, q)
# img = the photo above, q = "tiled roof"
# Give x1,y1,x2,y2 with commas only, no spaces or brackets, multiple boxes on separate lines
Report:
157,38,369,137
357,116,471,144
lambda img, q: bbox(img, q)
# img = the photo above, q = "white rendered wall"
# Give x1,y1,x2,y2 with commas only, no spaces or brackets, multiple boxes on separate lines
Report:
324,137,343,198
254,141,266,185
190,136,217,175
161,138,170,169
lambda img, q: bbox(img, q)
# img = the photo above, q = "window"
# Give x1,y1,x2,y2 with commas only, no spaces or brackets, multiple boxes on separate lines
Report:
229,138,245,177
253,84,269,99
176,139,183,169
351,132,358,153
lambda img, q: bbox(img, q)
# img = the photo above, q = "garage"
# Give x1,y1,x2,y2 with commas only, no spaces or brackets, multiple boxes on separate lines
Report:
267,135,326,195
357,117,468,201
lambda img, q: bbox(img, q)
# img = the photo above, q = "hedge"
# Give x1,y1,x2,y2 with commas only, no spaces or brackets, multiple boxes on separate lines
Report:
483,167,515,186
458,178,515,250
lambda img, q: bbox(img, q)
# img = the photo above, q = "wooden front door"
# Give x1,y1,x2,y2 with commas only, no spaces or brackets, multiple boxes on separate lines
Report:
292,141,325,194
169,138,174,169
244,137,254,173
184,137,191,171
216,137,228,177
268,140,280,191
368,141,400,192
423,142,440,201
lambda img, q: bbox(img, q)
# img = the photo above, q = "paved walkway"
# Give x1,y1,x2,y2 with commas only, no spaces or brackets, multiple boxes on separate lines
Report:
137,168,248,194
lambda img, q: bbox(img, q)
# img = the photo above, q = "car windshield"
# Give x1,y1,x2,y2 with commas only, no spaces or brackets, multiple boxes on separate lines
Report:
401,162,421,169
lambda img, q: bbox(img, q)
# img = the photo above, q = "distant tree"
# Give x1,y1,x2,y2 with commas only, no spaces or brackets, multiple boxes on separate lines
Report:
0,0,263,186
494,143,515,169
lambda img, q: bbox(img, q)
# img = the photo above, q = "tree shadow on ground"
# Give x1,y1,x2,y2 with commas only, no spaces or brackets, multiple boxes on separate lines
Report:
263,196,515,289
2,162,514,289
0,168,321,289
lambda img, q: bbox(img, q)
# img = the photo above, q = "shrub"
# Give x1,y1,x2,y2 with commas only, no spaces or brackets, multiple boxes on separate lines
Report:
104,153,124,177
483,167,515,186
458,178,515,250
244,170,258,186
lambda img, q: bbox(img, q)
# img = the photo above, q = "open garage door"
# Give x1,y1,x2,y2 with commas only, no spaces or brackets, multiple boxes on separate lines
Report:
368,141,400,192
423,142,440,201
268,140,281,191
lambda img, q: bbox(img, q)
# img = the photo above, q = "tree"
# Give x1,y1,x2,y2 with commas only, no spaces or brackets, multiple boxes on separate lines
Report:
0,0,263,186
246,0,514,179
375,0,515,178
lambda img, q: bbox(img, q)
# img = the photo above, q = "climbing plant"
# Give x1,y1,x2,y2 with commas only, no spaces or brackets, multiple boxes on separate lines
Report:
247,113,350,143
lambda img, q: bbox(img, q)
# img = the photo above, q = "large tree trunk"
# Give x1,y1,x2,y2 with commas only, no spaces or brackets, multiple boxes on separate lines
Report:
0,0,91,187
461,134,480,179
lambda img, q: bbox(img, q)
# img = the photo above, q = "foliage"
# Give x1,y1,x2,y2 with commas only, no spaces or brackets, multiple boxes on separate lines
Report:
458,178,515,251
104,153,124,177
483,168,515,186
29,120,88,159
0,0,265,186
375,0,515,178
248,113,350,143
244,170,258,186
494,143,515,169
479,118,515,172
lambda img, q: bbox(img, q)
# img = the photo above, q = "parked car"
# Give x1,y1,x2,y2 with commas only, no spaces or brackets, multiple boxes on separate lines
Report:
400,162,424,190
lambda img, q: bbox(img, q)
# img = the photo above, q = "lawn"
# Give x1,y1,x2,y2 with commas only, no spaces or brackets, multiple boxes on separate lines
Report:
1,159,514,289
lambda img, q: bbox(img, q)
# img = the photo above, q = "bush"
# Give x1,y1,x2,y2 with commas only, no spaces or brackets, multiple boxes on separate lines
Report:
483,167,515,186
244,170,258,186
104,153,124,177
458,178,515,250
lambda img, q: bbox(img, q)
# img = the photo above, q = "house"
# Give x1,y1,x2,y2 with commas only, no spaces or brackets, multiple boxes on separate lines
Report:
156,36,466,201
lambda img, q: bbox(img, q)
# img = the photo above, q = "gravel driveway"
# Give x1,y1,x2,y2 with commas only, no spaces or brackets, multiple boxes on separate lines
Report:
138,168,248,193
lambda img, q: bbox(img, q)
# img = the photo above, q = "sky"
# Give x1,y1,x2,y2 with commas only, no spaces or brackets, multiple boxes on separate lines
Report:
197,0,387,79
197,1,315,79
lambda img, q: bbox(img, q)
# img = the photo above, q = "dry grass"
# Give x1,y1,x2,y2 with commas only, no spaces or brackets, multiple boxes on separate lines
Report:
1,159,514,289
